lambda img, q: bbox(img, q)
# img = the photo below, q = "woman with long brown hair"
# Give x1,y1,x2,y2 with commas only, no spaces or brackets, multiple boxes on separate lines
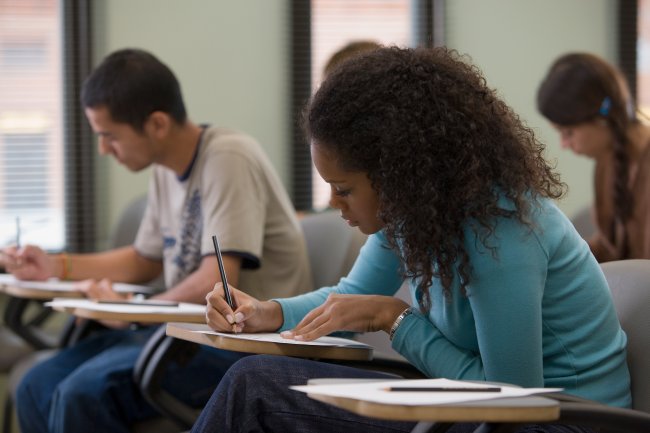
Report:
537,52,650,262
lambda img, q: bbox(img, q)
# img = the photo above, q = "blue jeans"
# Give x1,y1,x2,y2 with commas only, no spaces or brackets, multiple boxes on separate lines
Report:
190,355,598,433
16,325,246,433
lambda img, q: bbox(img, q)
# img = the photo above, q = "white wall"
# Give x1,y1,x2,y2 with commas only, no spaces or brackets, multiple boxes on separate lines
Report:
445,0,616,218
91,0,290,237
92,0,616,237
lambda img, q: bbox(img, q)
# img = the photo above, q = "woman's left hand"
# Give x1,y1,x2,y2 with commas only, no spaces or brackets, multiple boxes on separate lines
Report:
283,294,409,341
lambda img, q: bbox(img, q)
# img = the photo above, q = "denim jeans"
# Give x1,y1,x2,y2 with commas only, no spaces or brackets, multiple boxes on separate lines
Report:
15,325,247,433
190,355,598,433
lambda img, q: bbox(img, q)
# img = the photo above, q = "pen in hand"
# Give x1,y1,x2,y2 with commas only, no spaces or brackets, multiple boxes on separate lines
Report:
15,217,21,249
211,234,236,310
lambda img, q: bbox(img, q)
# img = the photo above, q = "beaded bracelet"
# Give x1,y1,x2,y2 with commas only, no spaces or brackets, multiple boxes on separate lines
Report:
60,253,72,280
389,307,413,341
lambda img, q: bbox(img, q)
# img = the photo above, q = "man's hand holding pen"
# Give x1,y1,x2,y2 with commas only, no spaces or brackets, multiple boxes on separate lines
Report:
1,244,54,281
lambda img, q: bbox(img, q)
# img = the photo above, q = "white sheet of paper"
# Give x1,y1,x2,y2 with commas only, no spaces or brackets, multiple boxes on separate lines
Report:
0,274,156,294
45,298,205,315
291,378,562,406
195,329,371,349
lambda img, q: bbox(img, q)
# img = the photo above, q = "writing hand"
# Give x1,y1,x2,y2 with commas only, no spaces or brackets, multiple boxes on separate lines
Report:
205,283,283,333
2,245,52,281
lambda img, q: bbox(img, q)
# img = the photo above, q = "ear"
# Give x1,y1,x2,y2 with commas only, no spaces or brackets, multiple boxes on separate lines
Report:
144,111,172,140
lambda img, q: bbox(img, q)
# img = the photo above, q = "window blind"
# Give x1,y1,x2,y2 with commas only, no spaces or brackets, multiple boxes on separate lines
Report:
0,0,94,252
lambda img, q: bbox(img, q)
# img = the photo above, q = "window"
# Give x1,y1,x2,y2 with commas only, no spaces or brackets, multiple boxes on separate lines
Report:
1,40,47,68
310,0,414,210
3,134,51,210
291,0,443,210
0,0,64,250
0,0,94,252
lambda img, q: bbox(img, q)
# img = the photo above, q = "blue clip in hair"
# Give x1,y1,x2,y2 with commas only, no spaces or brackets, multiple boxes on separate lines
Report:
599,97,612,116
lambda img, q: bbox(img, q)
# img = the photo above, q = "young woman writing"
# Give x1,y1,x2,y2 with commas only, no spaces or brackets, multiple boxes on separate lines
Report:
193,47,630,433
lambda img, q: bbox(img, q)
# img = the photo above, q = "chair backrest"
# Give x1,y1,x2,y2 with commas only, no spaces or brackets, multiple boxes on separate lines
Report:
108,194,164,290
109,194,148,249
600,259,650,413
298,211,414,362
570,205,596,240
299,210,367,289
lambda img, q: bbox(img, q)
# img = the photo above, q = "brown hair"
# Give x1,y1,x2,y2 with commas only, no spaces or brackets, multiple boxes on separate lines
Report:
323,40,382,77
537,53,638,250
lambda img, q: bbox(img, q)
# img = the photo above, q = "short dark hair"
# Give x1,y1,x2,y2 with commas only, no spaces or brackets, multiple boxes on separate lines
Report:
81,48,187,131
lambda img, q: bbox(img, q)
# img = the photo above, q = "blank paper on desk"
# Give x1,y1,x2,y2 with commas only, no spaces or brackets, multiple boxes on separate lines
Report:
291,378,562,406
0,274,156,294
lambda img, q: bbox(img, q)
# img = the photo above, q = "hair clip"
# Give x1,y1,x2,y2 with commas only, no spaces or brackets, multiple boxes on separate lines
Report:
599,97,611,116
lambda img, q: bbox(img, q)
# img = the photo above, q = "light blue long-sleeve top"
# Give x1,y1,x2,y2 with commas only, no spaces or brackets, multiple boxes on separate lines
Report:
276,198,631,407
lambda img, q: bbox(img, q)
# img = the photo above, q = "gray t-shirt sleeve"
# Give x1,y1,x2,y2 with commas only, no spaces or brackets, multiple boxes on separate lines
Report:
198,143,267,268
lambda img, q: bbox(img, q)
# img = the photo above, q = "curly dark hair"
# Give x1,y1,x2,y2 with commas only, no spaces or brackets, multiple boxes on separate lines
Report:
304,46,565,310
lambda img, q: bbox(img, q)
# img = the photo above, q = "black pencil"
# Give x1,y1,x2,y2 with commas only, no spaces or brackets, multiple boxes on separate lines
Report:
384,386,501,392
15,217,21,248
211,234,235,309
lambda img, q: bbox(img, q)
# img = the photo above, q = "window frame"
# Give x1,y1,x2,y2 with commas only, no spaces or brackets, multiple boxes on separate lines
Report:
619,0,637,99
62,0,96,252
289,0,445,211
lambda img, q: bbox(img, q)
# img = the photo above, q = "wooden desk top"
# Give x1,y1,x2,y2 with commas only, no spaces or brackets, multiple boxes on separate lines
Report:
299,378,560,423
309,393,559,423
166,322,373,361
1,285,81,300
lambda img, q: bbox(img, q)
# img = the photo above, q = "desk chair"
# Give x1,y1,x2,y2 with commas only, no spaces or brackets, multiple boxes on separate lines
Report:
130,210,371,431
409,259,650,433
0,296,43,372
570,205,595,241
0,320,33,373
542,259,650,433
298,210,368,288
109,194,148,249
2,194,151,433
